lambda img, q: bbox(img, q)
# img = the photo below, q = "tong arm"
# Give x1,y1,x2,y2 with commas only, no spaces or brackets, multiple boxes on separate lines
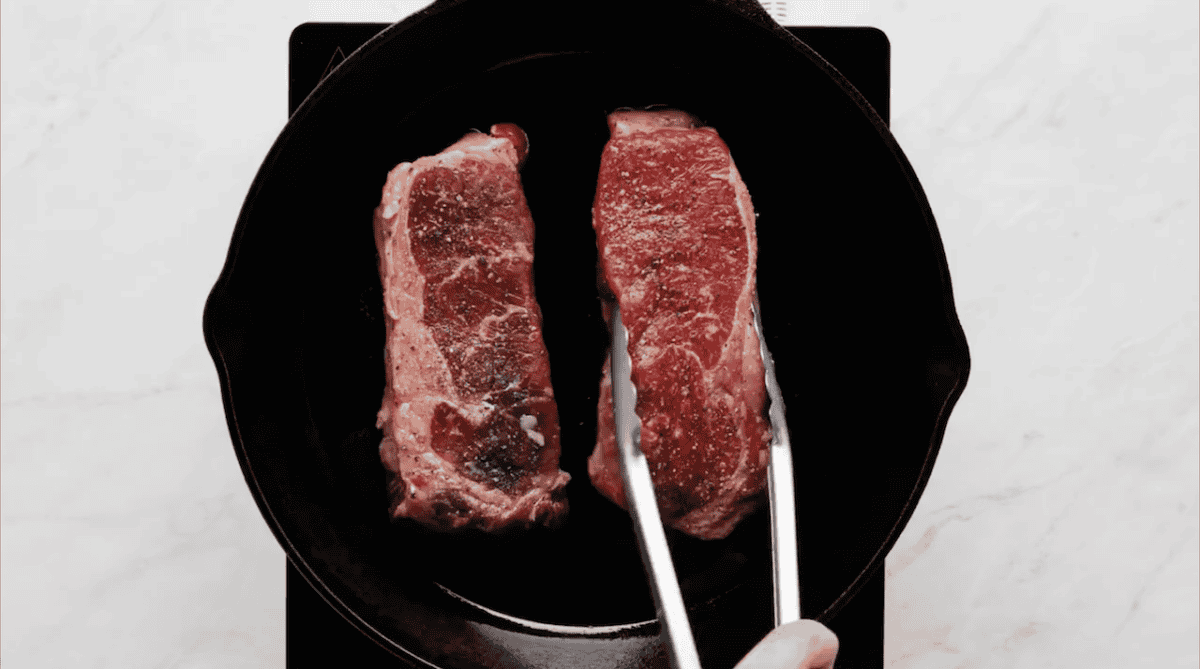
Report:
611,305,702,669
752,296,801,627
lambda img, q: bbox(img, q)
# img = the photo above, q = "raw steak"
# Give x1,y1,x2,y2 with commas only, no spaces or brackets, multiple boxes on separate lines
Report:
589,110,772,540
373,124,569,532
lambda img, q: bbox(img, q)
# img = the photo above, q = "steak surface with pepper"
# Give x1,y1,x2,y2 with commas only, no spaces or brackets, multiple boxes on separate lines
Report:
589,110,772,540
373,124,569,532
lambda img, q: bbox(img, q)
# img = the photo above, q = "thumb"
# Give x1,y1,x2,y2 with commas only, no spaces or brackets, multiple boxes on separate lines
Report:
733,619,839,669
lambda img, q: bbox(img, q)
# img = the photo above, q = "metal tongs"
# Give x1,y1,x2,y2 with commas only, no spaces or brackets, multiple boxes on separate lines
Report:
611,296,799,669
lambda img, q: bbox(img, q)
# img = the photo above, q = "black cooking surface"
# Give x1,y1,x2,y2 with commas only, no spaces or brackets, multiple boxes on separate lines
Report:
280,21,895,669
203,3,967,667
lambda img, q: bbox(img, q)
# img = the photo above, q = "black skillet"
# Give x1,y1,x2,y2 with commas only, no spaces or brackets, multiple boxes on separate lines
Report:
203,0,970,667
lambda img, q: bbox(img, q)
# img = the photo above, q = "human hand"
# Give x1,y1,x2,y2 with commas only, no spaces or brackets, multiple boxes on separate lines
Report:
733,619,839,669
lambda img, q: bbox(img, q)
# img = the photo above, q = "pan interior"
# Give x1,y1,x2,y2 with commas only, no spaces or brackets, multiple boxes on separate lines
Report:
298,53,785,627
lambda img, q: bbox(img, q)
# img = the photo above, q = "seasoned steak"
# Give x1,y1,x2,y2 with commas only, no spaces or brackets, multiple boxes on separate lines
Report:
373,124,569,532
589,110,771,540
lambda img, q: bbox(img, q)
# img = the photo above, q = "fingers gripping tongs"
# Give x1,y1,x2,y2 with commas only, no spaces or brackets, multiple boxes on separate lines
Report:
610,296,800,669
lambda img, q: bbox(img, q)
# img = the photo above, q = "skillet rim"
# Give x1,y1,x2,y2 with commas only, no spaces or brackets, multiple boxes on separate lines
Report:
203,0,971,662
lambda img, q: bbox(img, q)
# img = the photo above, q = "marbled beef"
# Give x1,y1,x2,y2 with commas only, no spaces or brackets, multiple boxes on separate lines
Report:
373,124,569,532
589,110,772,540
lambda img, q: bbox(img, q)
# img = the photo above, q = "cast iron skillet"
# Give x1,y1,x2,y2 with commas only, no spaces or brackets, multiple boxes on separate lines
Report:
203,0,970,666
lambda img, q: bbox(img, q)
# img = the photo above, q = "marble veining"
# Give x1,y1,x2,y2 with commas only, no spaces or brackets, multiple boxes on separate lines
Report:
1,0,1195,667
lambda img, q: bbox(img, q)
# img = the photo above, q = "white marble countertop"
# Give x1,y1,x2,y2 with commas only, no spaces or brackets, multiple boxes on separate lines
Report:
2,1,1195,667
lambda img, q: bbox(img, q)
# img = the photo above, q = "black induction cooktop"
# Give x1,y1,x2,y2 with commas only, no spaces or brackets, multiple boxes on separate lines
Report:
278,20,894,669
